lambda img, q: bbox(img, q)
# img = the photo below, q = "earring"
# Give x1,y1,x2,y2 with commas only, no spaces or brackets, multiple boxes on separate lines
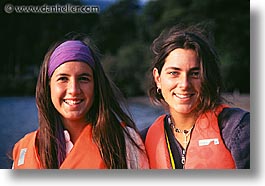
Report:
157,88,161,95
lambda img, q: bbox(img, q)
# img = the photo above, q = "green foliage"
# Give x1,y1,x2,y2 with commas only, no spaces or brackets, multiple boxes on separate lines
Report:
92,0,139,54
0,0,250,96
102,42,151,97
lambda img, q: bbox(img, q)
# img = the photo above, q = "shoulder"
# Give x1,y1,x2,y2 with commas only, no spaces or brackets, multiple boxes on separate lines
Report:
12,131,38,161
124,126,139,139
218,107,250,168
124,126,145,146
123,126,150,169
219,107,249,123
123,126,144,150
218,107,250,133
140,114,167,142
12,130,40,169
13,131,37,153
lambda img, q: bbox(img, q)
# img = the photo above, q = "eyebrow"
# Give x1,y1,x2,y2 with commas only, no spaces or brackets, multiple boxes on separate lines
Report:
164,67,200,71
79,73,93,77
55,73,93,77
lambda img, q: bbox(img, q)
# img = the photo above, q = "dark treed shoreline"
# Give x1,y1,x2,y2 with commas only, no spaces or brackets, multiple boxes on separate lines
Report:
1,0,249,97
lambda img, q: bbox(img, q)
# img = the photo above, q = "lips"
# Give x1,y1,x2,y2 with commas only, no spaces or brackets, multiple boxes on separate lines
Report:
63,99,83,105
174,93,195,99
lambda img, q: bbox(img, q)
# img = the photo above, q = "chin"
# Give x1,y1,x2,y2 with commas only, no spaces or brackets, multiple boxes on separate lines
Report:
173,106,194,114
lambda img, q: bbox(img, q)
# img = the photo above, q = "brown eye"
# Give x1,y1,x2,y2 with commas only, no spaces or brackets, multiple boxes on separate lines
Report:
79,76,90,82
57,77,68,82
190,71,200,78
169,71,179,76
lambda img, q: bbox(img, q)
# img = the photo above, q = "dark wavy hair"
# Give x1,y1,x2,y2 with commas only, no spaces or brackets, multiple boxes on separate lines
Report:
36,32,141,169
148,23,223,115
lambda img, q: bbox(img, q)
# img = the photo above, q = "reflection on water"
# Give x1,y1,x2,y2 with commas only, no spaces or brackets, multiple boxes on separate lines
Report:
0,97,164,169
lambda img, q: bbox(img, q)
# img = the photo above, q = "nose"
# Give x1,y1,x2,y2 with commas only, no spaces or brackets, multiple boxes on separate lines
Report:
179,74,189,89
68,79,81,95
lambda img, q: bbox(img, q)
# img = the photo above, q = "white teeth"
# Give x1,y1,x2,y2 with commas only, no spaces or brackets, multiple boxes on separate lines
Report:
64,100,82,105
175,94,192,99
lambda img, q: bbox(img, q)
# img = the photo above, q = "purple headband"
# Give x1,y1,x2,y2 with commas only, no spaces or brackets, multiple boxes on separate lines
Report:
48,40,95,77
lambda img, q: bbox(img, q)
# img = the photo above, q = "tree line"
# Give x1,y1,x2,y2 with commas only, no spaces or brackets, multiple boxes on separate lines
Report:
0,0,249,96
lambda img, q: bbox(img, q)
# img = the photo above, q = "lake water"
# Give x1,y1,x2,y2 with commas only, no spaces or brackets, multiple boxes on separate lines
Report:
0,97,164,169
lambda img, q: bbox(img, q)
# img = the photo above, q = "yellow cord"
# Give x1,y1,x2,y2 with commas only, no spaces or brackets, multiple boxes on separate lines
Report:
165,131,175,169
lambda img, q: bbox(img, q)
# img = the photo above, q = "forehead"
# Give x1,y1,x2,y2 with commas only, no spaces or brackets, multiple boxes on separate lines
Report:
164,48,199,69
53,61,93,74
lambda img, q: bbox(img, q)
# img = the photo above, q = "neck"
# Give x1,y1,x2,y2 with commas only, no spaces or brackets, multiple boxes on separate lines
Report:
62,119,88,144
168,110,197,150
169,109,197,130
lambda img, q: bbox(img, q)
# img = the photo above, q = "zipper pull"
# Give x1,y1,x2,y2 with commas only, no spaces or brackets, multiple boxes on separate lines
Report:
181,149,186,166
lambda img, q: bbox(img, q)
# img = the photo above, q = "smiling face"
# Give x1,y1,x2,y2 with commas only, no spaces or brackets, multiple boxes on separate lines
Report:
50,61,94,124
153,48,202,115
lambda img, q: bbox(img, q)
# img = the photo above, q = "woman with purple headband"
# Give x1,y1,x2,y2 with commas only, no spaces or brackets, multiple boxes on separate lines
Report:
12,32,149,169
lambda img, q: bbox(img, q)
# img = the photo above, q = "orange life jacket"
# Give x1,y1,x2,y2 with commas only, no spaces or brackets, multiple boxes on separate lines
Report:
12,124,106,169
145,104,236,169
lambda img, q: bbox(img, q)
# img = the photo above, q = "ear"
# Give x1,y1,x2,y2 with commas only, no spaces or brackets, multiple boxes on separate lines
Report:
153,68,161,89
